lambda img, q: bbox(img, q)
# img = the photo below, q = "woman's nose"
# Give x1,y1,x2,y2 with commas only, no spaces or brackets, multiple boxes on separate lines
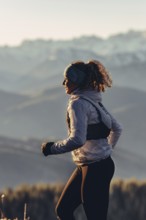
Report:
62,80,65,85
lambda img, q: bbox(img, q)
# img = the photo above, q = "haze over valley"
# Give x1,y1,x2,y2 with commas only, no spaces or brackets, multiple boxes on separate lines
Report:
0,30,146,188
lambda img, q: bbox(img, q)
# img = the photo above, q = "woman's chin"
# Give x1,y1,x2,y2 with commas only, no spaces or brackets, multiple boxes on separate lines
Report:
64,88,71,94
66,91,71,94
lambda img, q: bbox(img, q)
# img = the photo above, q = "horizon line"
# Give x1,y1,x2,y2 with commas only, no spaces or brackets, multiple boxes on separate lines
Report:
0,28,146,47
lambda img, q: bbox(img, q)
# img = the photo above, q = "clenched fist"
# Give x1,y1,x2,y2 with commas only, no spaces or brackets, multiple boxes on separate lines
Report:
41,142,54,156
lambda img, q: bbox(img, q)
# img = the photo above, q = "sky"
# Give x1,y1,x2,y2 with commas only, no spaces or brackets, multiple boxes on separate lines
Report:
0,0,146,46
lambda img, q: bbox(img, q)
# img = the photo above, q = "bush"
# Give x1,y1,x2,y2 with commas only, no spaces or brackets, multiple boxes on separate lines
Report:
0,179,146,220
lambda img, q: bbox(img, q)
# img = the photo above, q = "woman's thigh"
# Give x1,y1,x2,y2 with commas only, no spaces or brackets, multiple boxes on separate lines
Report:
81,157,115,220
56,166,82,215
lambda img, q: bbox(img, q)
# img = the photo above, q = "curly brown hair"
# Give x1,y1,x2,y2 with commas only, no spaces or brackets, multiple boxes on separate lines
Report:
85,60,112,92
69,60,112,92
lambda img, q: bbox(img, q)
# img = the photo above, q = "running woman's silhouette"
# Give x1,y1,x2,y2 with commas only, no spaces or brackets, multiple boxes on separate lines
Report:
41,60,122,220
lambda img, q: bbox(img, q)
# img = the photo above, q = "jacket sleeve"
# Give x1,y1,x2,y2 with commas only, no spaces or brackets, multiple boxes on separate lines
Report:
108,114,123,148
50,99,88,154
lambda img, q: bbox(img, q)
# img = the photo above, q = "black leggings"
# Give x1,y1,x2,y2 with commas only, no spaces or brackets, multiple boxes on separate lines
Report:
55,156,115,220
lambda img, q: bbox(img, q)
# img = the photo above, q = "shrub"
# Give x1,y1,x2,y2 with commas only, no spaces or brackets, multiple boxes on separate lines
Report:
0,179,146,220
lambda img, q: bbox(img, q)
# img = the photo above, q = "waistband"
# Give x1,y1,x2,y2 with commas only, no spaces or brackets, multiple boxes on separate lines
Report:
79,155,112,167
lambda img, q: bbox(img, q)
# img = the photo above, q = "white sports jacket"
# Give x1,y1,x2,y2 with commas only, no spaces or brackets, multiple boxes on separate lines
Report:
51,89,122,165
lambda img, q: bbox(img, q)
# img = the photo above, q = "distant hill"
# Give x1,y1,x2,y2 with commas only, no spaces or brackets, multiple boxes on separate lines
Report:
0,133,145,189
0,135,75,189
0,86,146,149
0,86,146,187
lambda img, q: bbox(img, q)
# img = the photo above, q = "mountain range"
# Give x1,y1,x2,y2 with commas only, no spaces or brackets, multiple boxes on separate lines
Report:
0,30,146,93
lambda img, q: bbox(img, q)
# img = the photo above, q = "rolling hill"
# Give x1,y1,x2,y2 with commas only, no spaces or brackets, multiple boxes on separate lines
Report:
0,133,145,190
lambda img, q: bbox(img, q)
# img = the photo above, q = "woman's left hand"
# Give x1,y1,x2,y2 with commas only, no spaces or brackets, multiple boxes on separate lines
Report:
41,142,54,156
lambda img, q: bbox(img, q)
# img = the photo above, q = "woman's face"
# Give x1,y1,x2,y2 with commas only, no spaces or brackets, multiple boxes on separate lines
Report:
62,78,77,94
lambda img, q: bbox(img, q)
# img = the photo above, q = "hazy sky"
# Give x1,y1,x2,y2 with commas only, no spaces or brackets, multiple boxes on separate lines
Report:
0,0,145,45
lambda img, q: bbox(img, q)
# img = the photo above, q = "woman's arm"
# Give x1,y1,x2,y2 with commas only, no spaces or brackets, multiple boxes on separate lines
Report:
50,99,88,154
108,114,123,148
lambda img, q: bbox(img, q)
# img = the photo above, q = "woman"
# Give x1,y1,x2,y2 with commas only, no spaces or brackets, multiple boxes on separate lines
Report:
41,60,122,220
